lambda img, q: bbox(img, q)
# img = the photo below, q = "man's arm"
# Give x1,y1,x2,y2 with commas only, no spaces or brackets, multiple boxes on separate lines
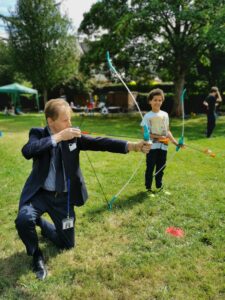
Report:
22,128,53,160
78,134,151,154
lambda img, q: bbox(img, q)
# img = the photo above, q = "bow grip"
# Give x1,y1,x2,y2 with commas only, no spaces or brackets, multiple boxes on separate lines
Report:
143,124,150,141
176,136,184,151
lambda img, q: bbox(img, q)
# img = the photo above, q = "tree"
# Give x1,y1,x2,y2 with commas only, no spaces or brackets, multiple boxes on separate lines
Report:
1,0,79,104
0,40,14,85
0,39,27,86
78,0,131,79
79,0,224,116
197,3,225,90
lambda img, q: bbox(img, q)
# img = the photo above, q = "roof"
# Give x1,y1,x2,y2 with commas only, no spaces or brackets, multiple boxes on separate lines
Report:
0,83,38,94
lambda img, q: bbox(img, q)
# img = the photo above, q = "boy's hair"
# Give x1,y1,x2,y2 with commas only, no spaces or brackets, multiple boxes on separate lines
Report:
210,86,218,93
44,98,71,120
147,88,165,102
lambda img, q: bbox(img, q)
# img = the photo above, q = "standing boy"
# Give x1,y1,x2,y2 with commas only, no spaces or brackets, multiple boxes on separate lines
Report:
141,89,179,194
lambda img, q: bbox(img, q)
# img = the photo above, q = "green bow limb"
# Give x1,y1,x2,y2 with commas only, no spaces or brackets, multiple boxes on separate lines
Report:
176,89,186,152
176,136,184,152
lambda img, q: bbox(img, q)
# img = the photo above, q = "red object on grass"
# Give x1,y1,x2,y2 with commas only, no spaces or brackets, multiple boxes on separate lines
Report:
166,227,184,237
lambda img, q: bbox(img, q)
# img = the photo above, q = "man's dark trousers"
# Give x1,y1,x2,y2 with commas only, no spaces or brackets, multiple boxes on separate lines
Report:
15,189,75,256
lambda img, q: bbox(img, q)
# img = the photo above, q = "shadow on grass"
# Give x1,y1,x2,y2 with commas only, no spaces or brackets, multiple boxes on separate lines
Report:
85,191,149,217
0,242,60,298
0,251,34,299
112,191,149,210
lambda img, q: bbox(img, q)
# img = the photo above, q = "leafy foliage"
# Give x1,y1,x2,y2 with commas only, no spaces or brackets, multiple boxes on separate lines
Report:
5,0,79,101
79,0,225,115
0,40,14,84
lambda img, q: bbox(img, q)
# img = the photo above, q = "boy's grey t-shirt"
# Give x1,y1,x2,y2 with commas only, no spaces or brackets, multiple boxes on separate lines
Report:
141,110,169,150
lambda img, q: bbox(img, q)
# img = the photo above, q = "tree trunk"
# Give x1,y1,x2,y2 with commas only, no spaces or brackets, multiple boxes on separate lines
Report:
172,72,186,117
43,89,48,106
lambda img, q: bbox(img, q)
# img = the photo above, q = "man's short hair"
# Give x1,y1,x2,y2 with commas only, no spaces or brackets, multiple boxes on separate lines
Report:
147,88,165,102
44,99,71,120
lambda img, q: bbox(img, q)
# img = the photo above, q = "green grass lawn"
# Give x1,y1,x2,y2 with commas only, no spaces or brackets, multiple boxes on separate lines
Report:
0,113,224,300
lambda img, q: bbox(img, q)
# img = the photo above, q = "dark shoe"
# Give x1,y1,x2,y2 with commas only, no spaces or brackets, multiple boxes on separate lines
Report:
33,253,47,280
155,186,163,193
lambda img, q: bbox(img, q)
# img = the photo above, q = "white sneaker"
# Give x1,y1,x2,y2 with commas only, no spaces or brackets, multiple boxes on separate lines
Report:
155,187,171,195
164,190,171,195
147,189,155,197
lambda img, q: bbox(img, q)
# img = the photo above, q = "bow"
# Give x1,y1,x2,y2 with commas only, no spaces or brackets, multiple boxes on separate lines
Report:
106,51,151,209
174,89,216,157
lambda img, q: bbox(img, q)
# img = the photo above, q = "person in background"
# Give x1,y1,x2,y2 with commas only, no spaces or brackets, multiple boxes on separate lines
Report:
203,86,222,138
59,88,67,100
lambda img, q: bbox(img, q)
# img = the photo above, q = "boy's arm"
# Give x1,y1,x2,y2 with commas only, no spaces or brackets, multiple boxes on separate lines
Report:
203,96,209,108
203,100,208,107
216,90,222,102
167,130,179,146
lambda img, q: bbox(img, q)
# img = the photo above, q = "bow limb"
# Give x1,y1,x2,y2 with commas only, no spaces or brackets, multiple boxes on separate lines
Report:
108,157,144,210
176,88,186,151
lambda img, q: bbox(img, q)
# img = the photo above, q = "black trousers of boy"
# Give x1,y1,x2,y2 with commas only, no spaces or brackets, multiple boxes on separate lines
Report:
15,189,75,256
206,112,216,138
145,149,167,190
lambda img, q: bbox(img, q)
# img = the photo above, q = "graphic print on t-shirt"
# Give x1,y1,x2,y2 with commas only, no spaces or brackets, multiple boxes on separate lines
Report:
149,115,168,136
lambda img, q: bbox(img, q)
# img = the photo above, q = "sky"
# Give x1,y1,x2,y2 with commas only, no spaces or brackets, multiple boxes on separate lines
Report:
0,0,97,38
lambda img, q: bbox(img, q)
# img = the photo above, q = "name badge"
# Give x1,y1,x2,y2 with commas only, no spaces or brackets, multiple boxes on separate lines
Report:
69,143,76,151
62,217,74,230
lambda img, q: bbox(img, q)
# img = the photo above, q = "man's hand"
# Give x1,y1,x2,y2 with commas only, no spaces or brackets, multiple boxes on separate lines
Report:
128,141,151,154
53,127,81,143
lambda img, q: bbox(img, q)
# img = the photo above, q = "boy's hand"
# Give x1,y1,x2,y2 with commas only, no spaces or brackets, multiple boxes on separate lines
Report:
128,141,151,153
176,142,185,149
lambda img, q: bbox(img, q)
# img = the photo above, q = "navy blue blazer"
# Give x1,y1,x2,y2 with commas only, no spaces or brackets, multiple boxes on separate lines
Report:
19,127,128,208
